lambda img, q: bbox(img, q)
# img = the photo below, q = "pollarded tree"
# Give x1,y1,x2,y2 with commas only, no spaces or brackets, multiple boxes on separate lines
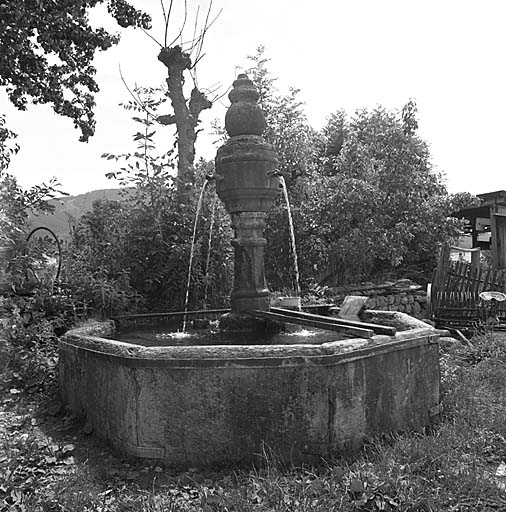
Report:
151,2,221,196
115,2,219,197
0,0,151,141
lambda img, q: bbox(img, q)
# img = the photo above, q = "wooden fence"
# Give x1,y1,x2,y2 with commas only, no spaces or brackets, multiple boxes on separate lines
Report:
431,254,506,328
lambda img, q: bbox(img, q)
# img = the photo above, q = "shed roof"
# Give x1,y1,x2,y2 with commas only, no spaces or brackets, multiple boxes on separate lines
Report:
454,190,506,220
477,190,506,206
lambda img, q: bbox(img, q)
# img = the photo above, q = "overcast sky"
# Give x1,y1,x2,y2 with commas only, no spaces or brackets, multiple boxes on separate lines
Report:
2,0,505,196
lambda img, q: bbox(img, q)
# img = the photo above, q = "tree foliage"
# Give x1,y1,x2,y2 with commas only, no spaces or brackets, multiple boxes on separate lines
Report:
0,116,64,254
242,50,476,288
66,92,233,313
246,47,319,291
0,114,19,173
0,121,74,384
102,86,175,210
246,46,318,196
68,180,233,313
0,0,151,141
304,105,477,284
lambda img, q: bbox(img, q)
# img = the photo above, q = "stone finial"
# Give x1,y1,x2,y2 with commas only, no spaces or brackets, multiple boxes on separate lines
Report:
216,74,279,317
225,74,266,137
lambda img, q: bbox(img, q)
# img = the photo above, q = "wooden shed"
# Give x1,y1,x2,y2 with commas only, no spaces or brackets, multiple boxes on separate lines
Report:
430,190,506,329
453,190,506,269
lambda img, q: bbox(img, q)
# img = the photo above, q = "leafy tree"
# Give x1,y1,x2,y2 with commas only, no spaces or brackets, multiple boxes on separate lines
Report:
1,116,65,290
304,105,477,284
68,178,233,313
66,198,144,315
319,110,347,175
245,47,320,292
0,0,150,141
246,46,319,196
0,120,73,388
67,89,233,313
102,86,176,213
0,114,19,174
212,49,475,291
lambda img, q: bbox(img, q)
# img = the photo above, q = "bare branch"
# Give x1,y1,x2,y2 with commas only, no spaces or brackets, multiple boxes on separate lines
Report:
191,52,206,70
192,4,222,66
213,79,234,106
168,0,188,48
164,0,175,47
160,0,167,22
206,81,220,92
185,4,222,55
193,1,213,63
200,82,224,102
210,83,231,103
189,68,199,90
140,26,163,48
186,28,204,53
158,114,176,125
159,80,169,96
190,5,200,51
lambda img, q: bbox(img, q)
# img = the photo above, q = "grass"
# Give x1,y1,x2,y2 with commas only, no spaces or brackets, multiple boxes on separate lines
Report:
2,332,506,511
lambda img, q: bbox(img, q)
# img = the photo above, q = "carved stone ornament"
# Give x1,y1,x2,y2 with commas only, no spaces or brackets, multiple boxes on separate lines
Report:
215,74,280,316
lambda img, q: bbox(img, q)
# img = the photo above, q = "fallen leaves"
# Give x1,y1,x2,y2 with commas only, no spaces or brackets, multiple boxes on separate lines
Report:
46,400,62,417
61,443,75,454
126,470,140,481
0,393,80,511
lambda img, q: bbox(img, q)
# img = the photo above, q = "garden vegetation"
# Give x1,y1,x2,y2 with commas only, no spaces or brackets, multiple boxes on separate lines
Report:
0,13,494,509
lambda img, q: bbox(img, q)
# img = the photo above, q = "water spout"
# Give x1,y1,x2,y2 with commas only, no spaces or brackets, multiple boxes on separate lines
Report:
279,175,301,299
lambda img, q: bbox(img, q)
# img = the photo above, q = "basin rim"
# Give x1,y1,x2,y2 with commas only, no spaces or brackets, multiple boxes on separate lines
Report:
60,312,438,369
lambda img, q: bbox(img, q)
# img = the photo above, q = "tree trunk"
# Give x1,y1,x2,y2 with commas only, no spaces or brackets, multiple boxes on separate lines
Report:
158,46,212,199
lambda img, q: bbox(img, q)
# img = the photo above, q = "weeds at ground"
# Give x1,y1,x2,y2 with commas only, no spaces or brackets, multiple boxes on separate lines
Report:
2,333,506,511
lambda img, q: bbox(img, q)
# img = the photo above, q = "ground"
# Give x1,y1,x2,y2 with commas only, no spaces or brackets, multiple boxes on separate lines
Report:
2,332,506,511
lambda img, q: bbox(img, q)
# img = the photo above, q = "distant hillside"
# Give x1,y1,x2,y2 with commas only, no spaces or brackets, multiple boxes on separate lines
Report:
28,188,129,241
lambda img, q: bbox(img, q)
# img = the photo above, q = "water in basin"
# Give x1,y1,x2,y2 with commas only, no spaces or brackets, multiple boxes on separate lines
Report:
113,319,347,347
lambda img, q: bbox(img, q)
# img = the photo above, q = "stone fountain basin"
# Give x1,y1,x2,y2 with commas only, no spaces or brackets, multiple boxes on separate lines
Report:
59,311,440,466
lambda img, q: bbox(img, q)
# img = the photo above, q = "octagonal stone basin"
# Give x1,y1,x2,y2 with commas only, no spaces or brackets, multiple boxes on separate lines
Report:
59,311,440,466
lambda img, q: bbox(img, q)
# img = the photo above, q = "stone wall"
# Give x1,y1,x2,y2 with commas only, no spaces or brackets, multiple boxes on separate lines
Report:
327,279,429,319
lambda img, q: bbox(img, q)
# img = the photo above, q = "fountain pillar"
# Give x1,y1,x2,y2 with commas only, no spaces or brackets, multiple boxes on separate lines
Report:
216,74,279,321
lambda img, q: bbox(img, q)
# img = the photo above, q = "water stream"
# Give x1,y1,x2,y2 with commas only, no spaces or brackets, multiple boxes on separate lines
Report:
279,176,301,298
182,181,209,332
203,193,217,308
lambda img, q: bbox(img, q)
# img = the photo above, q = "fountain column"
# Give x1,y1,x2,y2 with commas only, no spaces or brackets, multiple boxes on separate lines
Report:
216,74,279,325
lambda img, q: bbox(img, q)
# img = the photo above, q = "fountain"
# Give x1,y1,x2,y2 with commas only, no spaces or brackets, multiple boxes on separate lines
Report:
59,74,441,466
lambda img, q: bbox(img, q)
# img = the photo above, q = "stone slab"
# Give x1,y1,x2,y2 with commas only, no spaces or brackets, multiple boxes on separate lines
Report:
338,296,369,320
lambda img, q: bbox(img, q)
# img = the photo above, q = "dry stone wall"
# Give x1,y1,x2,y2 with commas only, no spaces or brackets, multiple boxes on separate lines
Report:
326,279,429,319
